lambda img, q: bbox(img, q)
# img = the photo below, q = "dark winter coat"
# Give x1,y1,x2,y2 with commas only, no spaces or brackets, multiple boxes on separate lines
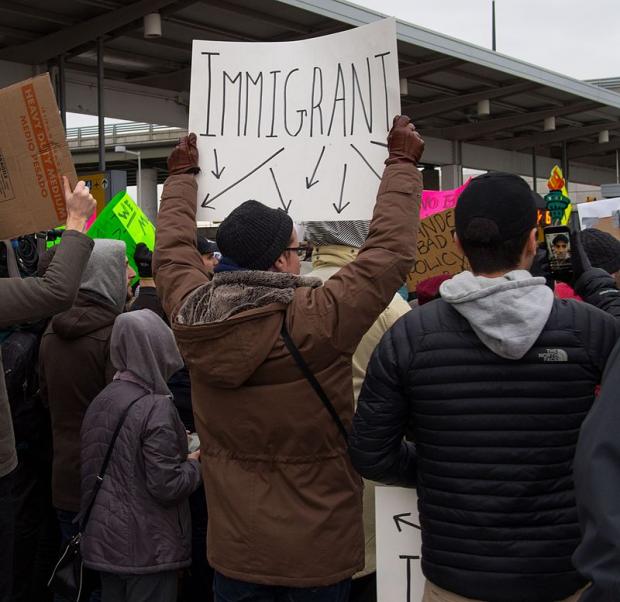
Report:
574,267,620,319
573,338,620,601
0,230,93,479
40,239,127,512
40,292,119,511
351,285,620,602
80,310,201,574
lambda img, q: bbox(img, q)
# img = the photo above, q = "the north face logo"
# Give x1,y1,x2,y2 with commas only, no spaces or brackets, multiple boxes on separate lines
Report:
538,349,568,362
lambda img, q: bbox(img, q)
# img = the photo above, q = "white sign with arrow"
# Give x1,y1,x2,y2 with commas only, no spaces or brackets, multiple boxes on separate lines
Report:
188,18,400,221
376,486,424,602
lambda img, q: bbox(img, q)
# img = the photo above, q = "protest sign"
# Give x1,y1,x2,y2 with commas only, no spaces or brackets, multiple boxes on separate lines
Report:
87,191,155,275
577,196,620,229
0,74,77,240
420,179,470,220
376,486,423,602
188,19,400,222
407,208,469,292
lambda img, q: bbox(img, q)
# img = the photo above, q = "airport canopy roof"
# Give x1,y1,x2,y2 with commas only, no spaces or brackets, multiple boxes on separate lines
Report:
1,0,620,171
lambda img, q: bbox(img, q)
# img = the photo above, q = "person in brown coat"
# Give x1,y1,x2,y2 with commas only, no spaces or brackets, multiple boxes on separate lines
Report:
39,238,127,556
0,178,95,602
153,117,424,602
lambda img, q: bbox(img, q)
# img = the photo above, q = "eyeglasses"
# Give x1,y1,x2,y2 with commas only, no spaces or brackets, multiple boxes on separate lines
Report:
284,246,308,258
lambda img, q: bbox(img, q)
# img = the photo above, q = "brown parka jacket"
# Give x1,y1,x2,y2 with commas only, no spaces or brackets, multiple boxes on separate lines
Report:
153,163,421,587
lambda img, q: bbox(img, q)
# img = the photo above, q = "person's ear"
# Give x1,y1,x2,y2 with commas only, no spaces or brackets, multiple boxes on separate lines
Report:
527,228,538,255
271,252,288,273
454,231,464,254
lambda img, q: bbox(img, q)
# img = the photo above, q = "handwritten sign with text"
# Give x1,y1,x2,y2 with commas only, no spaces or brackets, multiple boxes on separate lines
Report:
420,179,470,220
376,486,424,602
188,19,400,221
407,208,469,292
87,191,155,277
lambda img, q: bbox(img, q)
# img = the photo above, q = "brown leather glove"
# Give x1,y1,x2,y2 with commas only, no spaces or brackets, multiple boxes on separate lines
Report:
168,133,200,175
385,115,425,166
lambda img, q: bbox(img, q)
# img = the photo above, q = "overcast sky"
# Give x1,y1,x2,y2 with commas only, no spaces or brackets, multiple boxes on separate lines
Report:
355,0,619,80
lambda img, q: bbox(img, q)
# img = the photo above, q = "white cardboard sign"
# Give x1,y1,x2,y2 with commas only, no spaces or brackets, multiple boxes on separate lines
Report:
188,19,400,222
376,486,424,602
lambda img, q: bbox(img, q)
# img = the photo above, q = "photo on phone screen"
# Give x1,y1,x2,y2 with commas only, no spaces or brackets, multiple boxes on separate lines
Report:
544,228,572,273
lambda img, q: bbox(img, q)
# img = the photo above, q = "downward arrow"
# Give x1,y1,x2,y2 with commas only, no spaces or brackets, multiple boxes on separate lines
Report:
305,146,325,189
393,513,421,533
201,147,285,209
210,149,225,179
269,168,292,213
332,163,350,214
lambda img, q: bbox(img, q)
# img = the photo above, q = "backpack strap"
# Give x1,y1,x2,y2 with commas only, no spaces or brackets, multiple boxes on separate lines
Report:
280,320,349,443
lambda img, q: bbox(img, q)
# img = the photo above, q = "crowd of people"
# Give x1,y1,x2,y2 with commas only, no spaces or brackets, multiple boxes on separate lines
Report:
1,115,620,602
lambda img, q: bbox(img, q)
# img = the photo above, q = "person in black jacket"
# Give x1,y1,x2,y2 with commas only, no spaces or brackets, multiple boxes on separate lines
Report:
130,243,168,323
350,172,620,602
572,338,620,602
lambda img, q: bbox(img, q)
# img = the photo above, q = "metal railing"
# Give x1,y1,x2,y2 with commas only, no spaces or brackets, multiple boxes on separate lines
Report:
66,122,187,149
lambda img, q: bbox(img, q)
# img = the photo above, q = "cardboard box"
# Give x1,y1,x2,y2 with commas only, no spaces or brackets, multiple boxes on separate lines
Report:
0,73,76,240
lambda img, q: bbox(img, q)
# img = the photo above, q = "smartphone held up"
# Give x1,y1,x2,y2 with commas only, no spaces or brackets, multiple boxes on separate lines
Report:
544,225,572,275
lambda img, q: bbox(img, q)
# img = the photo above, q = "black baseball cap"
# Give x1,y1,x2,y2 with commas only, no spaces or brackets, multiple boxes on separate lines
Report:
455,172,538,243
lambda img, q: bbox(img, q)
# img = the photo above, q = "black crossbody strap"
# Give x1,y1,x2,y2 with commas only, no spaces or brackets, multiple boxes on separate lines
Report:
80,391,145,530
280,320,348,443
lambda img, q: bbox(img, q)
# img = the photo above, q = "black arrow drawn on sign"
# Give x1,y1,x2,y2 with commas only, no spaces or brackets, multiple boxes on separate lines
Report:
269,168,292,213
210,149,225,179
332,164,350,215
202,147,285,208
350,144,381,180
393,513,421,533
370,140,388,148
305,145,325,189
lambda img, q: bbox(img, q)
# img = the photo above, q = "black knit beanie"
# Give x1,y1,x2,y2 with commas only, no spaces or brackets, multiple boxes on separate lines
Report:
216,200,294,270
581,228,620,274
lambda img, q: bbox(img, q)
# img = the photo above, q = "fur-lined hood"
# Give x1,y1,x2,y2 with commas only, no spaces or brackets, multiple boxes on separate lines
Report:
172,270,322,388
177,270,322,326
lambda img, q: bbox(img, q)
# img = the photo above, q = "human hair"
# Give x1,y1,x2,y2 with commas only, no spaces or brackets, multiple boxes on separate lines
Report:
458,217,532,274
552,234,569,246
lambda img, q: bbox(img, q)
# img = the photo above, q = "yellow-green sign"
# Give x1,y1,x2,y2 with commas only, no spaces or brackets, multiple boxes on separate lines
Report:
87,191,155,276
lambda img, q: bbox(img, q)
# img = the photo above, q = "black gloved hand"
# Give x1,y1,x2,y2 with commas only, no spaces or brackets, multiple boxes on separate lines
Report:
530,245,555,291
570,230,592,283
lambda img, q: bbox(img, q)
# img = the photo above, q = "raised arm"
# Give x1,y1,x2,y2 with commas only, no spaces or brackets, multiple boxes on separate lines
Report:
0,178,95,328
301,116,423,354
153,134,211,319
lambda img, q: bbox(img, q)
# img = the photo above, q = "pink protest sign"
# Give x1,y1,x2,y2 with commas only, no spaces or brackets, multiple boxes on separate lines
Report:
420,178,471,220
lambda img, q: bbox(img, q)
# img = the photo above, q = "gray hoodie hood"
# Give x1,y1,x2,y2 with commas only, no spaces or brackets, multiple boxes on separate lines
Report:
440,270,554,360
80,239,127,311
111,310,183,396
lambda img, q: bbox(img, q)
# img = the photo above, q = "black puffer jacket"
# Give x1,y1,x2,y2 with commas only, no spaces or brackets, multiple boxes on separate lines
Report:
574,267,620,319
351,293,620,602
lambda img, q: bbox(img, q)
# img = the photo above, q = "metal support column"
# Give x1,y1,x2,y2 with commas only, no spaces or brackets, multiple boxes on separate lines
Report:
492,1,497,50
97,37,105,172
58,54,66,128
561,141,569,184
532,146,537,192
